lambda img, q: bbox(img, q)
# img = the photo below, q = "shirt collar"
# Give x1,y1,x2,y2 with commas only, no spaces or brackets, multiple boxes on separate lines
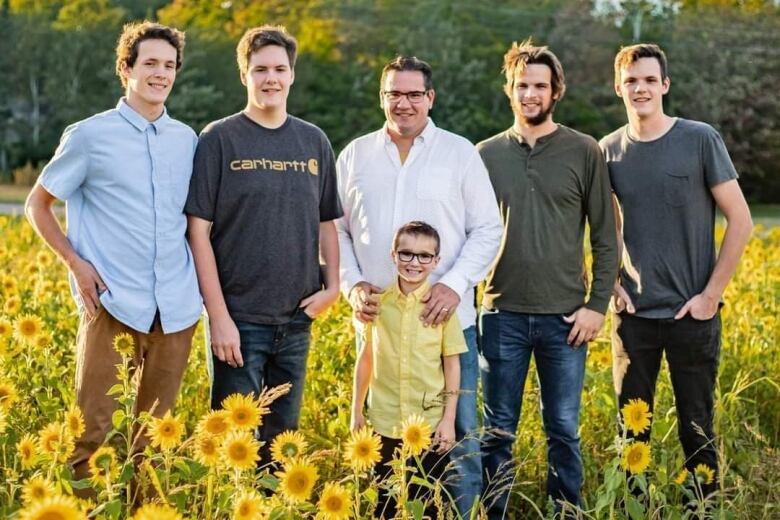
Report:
509,124,561,147
389,278,431,303
117,98,170,134
381,117,437,145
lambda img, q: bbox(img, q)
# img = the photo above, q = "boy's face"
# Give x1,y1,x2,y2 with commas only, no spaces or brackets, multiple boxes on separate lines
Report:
242,44,294,112
122,38,178,108
392,233,439,285
615,57,669,120
510,63,558,126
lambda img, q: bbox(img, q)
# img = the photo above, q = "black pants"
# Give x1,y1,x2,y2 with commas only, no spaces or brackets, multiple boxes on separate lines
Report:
616,313,721,497
375,435,449,519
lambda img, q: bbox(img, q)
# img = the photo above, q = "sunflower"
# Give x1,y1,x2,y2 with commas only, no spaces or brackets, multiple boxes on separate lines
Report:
111,332,135,358
343,427,382,472
3,295,21,315
88,446,118,487
34,334,51,349
17,494,86,520
317,482,351,519
592,349,611,369
26,263,41,276
1,274,17,293
193,432,220,467
38,422,75,462
18,434,38,469
0,380,17,411
222,430,260,471
693,463,715,485
197,410,231,437
64,405,85,439
14,314,44,344
222,393,262,430
674,468,689,485
621,441,651,475
36,251,53,267
0,409,6,434
400,414,432,456
148,410,185,451
621,398,653,436
277,458,319,503
233,488,265,520
0,317,12,338
21,475,54,504
270,430,308,464
131,504,183,520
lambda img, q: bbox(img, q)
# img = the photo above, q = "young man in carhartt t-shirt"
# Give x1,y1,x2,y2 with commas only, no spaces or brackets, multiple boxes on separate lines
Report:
185,25,342,459
601,43,752,500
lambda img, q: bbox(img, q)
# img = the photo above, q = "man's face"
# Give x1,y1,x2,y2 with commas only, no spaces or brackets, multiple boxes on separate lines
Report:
616,57,669,120
123,39,178,108
392,233,439,286
510,63,558,127
242,45,294,112
381,70,434,138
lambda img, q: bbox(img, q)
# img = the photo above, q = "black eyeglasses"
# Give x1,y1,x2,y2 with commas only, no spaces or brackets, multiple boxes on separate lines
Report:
396,250,436,264
381,90,429,103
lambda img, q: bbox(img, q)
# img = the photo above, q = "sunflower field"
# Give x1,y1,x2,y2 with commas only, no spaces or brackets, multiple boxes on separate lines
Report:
0,214,778,519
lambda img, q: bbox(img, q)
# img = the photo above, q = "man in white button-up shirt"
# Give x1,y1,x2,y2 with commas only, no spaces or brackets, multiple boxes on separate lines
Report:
336,56,502,515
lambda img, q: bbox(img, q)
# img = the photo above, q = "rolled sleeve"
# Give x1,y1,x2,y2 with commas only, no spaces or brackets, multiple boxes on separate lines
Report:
39,123,89,201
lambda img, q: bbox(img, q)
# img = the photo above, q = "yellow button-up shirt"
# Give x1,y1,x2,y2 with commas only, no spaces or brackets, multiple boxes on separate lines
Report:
366,280,467,438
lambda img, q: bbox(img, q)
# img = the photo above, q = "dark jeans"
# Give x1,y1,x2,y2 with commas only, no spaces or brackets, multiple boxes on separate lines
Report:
375,435,450,519
210,310,313,462
480,309,587,518
616,313,721,497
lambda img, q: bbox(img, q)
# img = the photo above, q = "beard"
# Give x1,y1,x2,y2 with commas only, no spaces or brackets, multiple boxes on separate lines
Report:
512,98,555,126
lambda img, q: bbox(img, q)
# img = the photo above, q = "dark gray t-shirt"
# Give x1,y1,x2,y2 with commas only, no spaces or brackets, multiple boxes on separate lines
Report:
600,118,738,318
185,113,343,325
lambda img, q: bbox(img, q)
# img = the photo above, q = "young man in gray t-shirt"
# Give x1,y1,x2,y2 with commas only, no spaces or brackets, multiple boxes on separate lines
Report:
601,44,752,501
185,26,342,460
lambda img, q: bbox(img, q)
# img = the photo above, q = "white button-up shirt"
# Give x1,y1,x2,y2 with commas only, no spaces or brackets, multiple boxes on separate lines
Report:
336,119,502,328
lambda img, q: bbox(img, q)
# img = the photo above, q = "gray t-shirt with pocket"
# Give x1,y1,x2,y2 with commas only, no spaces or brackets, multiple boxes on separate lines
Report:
185,113,343,325
600,118,738,318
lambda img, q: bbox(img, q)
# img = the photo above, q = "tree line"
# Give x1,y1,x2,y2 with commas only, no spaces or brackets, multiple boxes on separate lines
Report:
1,0,778,201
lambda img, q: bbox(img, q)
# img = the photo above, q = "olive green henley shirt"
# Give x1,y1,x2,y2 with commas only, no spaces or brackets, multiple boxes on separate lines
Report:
477,125,618,315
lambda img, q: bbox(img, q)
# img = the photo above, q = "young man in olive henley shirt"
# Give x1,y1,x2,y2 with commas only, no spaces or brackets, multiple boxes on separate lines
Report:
477,41,618,517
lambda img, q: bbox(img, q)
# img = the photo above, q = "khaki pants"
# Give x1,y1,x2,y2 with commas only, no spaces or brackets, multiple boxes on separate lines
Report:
71,306,195,482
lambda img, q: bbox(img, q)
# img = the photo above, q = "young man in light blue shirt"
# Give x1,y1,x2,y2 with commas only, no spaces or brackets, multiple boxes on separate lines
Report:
25,21,201,489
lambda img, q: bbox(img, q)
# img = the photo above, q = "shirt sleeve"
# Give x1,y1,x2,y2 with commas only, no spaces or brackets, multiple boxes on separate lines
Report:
39,123,89,201
437,148,503,297
584,140,619,314
318,134,344,222
441,314,467,356
184,127,222,222
335,144,366,296
702,126,738,188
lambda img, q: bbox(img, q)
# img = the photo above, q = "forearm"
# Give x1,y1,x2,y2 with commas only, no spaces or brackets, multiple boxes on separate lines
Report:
351,342,372,415
187,220,230,320
319,220,340,292
704,212,752,299
441,355,460,421
25,189,81,269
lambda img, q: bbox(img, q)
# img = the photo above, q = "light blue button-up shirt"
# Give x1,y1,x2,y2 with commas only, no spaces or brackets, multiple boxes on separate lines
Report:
40,99,202,333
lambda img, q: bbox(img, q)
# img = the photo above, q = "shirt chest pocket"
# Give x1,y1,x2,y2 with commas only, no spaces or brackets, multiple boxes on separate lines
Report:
663,171,690,207
416,167,454,201
164,163,192,210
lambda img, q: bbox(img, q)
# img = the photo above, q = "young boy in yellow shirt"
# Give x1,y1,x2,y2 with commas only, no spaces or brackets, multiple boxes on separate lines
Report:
351,221,467,517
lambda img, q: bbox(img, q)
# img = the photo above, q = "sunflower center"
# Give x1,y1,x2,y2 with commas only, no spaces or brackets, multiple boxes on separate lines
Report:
231,444,247,459
326,496,343,511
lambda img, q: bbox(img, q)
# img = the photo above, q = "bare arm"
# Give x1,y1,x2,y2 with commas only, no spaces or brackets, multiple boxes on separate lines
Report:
350,328,373,431
675,179,752,319
434,354,460,454
187,215,242,367
25,183,105,317
300,220,341,317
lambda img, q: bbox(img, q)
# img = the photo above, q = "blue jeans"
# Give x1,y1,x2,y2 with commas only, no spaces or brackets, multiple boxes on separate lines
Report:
479,309,587,518
210,310,313,462
448,325,483,516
